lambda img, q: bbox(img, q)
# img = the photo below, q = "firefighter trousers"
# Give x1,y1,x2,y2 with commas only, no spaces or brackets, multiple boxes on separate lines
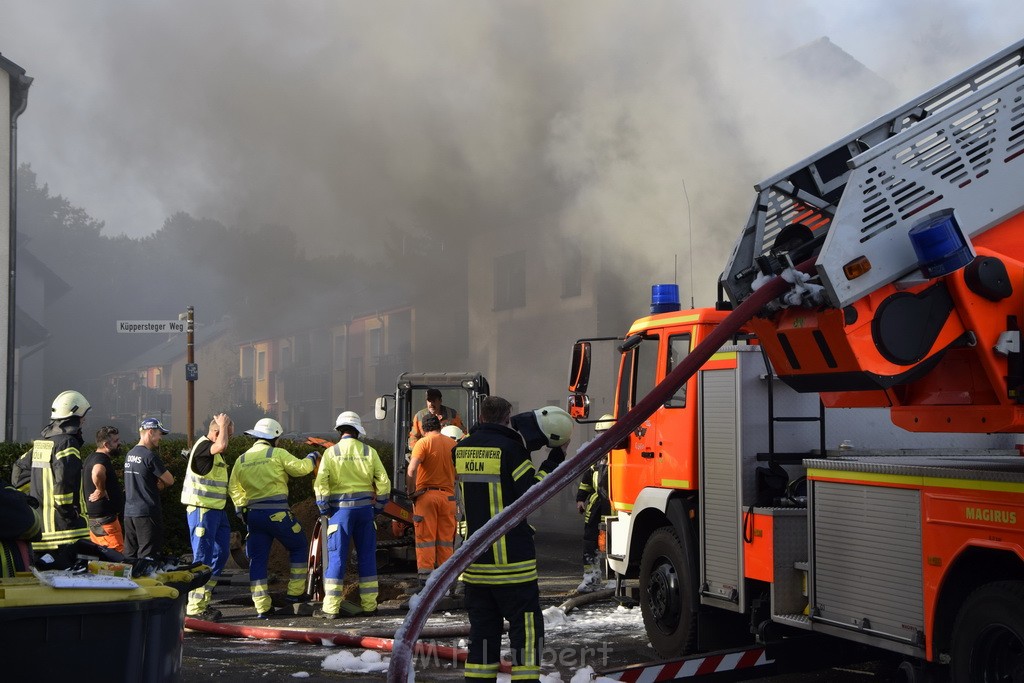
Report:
412,489,456,577
245,508,307,614
464,580,543,682
323,505,378,613
582,498,610,562
186,506,231,614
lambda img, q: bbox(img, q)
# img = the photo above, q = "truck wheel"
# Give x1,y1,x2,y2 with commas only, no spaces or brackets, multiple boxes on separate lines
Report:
639,526,698,657
950,580,1024,682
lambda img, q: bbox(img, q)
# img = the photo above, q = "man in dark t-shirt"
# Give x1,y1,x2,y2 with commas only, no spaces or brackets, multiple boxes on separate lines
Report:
123,418,174,560
83,425,125,553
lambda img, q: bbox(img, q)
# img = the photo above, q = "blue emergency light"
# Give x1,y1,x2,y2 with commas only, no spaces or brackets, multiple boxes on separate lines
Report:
908,209,974,278
651,284,681,314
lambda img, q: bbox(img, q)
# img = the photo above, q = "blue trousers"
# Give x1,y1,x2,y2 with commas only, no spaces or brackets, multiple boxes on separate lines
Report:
186,506,231,614
323,505,378,612
245,508,307,613
187,506,231,574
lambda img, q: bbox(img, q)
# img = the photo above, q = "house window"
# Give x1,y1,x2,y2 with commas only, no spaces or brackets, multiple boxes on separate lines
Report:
369,327,382,365
280,345,292,370
334,332,346,370
241,346,255,378
494,251,526,311
257,350,267,382
562,242,582,298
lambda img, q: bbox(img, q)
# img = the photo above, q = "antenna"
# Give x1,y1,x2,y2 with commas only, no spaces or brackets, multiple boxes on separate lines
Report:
682,179,694,308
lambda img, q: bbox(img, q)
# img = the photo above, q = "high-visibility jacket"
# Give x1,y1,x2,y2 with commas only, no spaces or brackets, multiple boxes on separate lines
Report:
455,422,565,585
181,436,229,510
228,441,316,511
29,422,90,551
314,436,391,511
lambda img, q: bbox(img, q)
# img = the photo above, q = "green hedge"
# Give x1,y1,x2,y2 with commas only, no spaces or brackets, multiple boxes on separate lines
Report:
1,435,394,557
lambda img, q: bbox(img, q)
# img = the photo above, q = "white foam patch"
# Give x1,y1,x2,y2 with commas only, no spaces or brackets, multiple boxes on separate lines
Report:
321,649,390,673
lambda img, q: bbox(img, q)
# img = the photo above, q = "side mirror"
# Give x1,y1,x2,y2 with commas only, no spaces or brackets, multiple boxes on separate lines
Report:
374,396,388,420
567,394,590,420
568,341,592,393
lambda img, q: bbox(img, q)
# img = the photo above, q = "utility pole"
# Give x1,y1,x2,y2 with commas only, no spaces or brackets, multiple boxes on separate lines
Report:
183,306,197,446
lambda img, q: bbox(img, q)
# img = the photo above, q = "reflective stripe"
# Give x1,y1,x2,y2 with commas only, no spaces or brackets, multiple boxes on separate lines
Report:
512,460,532,481
466,662,500,678
463,558,538,584
247,494,289,509
522,610,537,668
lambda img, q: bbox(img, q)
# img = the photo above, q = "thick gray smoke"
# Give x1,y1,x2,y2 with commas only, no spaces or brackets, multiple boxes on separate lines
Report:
3,1,1022,303
4,3,1022,291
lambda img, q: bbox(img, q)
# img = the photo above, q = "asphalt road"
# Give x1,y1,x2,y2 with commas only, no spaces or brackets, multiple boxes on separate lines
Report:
179,529,902,682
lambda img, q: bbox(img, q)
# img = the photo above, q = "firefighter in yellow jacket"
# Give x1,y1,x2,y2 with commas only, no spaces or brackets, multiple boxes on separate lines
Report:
313,410,391,618
228,417,319,619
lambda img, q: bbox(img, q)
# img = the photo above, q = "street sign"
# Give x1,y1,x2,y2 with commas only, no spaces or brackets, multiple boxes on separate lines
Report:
116,320,186,334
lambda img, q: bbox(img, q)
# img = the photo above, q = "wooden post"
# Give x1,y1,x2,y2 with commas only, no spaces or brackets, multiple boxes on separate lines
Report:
186,305,195,446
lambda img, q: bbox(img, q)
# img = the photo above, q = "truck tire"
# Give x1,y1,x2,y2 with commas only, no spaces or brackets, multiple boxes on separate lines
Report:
950,580,1024,682
639,526,698,657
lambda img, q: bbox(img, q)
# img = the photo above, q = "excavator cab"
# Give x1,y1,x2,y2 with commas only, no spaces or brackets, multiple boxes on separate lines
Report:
374,372,489,496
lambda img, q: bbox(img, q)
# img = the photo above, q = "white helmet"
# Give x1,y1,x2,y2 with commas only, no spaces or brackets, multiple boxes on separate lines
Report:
534,406,573,448
51,390,91,420
246,417,283,440
440,425,464,440
595,413,615,432
335,410,366,435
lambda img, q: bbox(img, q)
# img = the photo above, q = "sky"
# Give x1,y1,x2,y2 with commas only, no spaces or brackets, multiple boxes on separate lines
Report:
1,0,1023,303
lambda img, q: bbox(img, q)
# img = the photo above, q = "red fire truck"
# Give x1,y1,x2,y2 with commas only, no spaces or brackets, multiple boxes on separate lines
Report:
569,38,1024,681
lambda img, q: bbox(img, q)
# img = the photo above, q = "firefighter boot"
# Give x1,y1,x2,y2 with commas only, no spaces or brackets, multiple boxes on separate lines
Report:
576,562,603,593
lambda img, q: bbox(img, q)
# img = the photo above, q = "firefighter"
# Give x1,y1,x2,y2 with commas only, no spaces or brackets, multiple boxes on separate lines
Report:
575,413,614,593
228,417,319,619
408,388,464,449
455,398,572,683
30,390,92,555
181,413,234,621
406,413,457,586
313,410,391,619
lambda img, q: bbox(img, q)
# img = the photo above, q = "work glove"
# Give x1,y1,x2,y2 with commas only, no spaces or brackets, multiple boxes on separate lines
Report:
317,502,330,516
235,508,248,525
307,450,321,464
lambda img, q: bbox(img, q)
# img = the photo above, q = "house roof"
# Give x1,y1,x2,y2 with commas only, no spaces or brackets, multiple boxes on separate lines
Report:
18,243,72,301
0,52,31,118
779,36,895,100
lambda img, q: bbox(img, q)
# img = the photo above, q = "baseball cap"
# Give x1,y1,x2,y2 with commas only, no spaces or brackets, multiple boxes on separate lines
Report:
141,417,169,434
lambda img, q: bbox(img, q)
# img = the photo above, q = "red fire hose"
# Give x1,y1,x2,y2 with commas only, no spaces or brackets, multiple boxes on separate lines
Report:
388,263,811,681
184,617,513,673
